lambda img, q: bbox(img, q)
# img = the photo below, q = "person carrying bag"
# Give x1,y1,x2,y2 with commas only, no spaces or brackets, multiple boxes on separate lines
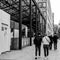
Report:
42,35,50,59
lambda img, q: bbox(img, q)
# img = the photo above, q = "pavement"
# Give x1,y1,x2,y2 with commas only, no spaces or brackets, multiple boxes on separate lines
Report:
0,39,60,60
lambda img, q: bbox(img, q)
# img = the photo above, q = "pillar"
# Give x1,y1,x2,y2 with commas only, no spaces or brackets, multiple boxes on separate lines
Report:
30,0,32,46
19,0,22,49
35,6,38,37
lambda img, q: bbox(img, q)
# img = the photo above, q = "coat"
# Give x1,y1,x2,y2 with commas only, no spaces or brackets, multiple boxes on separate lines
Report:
34,36,42,46
48,35,53,43
53,35,58,43
42,36,50,45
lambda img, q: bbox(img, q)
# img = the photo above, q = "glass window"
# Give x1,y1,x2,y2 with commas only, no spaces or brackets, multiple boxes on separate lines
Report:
43,2,46,8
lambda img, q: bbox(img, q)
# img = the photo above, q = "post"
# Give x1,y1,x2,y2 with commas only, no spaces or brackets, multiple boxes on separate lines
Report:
19,0,22,49
38,11,40,35
44,18,46,35
35,6,38,37
37,10,39,35
39,15,41,35
41,16,43,35
42,18,44,34
13,22,15,41
30,0,32,46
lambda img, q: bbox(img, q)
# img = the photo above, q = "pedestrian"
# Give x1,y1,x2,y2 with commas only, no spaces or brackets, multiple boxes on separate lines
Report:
48,35,53,50
42,34,50,59
53,33,58,50
34,35,42,59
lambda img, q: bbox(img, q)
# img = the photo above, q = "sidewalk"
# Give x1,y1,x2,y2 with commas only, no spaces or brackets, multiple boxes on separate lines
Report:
0,46,34,60
0,40,60,60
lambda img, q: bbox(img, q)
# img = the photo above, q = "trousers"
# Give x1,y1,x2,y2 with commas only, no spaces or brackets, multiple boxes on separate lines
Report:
35,45,41,56
43,44,49,57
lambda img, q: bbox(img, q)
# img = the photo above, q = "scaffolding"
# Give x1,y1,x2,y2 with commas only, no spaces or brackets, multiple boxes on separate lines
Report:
0,0,46,49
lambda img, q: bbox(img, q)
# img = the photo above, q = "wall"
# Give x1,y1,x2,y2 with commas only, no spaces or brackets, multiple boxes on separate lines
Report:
0,9,10,54
10,20,30,49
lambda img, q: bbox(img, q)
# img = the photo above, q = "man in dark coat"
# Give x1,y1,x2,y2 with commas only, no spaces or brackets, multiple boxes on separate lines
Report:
48,35,53,50
53,34,58,50
34,35,42,59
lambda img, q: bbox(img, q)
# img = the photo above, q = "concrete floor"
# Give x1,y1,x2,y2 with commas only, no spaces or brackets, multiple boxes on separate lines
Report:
0,39,60,60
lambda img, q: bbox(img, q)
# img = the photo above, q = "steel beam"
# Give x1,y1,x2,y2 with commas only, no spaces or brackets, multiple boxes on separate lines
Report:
32,0,45,21
30,0,32,46
0,0,46,39
19,0,22,49
37,10,41,35
35,6,38,37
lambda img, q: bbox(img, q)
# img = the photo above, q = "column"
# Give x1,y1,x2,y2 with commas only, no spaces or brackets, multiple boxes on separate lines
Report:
30,0,32,46
19,0,22,49
35,6,38,37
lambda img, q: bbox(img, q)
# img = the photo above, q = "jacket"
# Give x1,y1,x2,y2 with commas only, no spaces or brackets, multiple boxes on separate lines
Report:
42,36,50,45
34,36,42,46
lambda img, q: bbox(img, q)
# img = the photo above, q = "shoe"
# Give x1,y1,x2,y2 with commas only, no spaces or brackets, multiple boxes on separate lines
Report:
35,57,37,59
35,56,37,59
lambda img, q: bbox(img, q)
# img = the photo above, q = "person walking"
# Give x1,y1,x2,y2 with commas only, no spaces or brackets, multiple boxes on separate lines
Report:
42,34,50,59
53,33,58,50
34,35,42,59
48,35,53,50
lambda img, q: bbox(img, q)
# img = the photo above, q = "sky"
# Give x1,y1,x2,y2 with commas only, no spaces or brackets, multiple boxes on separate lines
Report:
50,0,60,25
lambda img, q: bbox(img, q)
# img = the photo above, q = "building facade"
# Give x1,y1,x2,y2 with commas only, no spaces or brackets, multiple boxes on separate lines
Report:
36,0,54,36
54,24,58,34
51,13,54,35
